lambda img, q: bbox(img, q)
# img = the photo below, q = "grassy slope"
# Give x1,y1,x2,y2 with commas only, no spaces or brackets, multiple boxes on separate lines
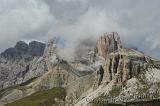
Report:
0,77,38,99
5,87,66,106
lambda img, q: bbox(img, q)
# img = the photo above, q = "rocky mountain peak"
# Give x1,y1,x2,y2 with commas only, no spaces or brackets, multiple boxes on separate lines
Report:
43,38,57,58
28,41,45,56
93,32,148,86
0,41,46,88
1,41,45,59
15,41,28,52
43,38,59,69
96,32,122,58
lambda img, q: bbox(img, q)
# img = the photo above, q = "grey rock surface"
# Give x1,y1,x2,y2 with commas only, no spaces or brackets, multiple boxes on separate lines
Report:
96,32,122,58
0,41,46,89
28,41,45,56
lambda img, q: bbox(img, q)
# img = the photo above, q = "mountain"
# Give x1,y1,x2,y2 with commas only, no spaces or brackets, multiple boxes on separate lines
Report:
0,32,160,106
0,41,46,88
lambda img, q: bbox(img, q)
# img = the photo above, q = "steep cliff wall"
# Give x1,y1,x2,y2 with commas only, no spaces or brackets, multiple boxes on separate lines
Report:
96,32,146,84
96,32,122,58
103,48,146,83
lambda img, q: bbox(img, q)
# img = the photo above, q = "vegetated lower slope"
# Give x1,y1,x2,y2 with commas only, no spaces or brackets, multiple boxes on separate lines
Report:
5,87,66,106
0,77,37,99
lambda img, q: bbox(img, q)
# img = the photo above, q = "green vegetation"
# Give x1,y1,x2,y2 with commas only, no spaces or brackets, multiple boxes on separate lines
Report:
0,77,38,98
5,87,66,106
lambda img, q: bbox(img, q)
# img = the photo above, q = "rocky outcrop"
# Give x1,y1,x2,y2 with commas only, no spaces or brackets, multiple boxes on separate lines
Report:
96,32,146,84
103,48,146,83
96,32,122,58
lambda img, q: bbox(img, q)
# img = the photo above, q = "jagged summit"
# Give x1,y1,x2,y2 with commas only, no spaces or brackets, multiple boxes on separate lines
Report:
1,40,45,59
96,32,122,58
43,38,58,59
15,41,28,52
28,41,46,56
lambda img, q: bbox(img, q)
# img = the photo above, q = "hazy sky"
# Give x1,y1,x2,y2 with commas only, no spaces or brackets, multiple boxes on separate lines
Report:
0,0,160,59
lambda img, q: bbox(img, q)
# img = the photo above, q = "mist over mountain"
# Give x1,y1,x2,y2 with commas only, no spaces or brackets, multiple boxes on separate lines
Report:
0,0,160,106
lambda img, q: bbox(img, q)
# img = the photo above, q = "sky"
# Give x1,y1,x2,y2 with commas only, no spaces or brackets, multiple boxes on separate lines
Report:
0,0,160,60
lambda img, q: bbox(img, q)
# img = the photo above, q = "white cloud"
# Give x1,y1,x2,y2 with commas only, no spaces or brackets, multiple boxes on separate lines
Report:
0,0,54,50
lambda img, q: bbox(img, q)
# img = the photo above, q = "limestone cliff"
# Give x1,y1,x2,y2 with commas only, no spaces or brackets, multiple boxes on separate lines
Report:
96,32,122,58
96,32,146,84
103,48,146,83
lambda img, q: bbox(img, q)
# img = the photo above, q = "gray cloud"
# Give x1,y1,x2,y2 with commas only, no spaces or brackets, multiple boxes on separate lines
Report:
0,0,160,59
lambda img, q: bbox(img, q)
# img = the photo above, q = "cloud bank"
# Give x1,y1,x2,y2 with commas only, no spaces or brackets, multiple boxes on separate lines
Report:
0,0,160,59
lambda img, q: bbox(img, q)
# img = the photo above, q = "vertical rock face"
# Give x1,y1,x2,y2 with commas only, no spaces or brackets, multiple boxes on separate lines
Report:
103,49,146,83
96,32,122,58
95,32,147,84
43,38,57,58
43,38,59,69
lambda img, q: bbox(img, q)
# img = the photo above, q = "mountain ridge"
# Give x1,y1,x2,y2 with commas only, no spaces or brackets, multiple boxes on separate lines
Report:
0,32,160,106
